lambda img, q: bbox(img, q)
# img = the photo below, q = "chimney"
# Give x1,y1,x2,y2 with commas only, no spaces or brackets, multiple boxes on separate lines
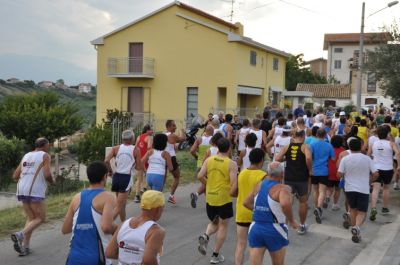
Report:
234,22,244,36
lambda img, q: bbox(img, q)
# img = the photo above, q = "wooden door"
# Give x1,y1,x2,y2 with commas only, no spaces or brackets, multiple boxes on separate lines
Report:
128,87,144,113
129,43,143,73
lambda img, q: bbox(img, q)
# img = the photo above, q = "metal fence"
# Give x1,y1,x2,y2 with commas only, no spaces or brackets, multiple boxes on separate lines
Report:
107,57,155,77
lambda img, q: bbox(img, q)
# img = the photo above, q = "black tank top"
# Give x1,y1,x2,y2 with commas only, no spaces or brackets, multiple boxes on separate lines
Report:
284,143,309,182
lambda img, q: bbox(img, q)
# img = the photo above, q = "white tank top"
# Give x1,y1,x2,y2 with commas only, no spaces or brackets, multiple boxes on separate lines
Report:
274,126,283,138
273,136,291,158
241,147,253,171
201,135,212,146
165,132,176,157
372,139,393,170
116,144,135,174
72,203,113,265
117,219,160,265
147,150,166,175
210,146,218,156
238,128,251,151
250,129,263,148
16,151,47,198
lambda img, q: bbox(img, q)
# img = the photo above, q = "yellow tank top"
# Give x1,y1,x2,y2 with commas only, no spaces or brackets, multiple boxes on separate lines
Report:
206,155,232,206
357,126,368,144
391,127,399,138
197,144,210,168
235,169,266,223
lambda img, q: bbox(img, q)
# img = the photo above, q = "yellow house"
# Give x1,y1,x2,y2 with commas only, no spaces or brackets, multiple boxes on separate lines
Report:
91,1,289,127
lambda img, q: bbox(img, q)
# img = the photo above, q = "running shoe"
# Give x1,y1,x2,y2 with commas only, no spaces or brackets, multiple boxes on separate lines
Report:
322,197,330,209
331,204,340,211
168,195,176,204
297,224,307,235
370,208,377,221
351,226,361,243
210,253,225,264
198,234,208,255
314,208,322,224
342,212,350,229
11,231,24,254
134,195,140,203
18,247,32,257
190,192,198,208
381,207,390,215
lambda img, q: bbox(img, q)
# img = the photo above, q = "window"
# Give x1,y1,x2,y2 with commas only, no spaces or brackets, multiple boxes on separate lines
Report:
334,47,343,53
273,58,279,71
367,72,376,92
334,60,342,69
365,98,377,105
186,87,198,120
250,51,257,66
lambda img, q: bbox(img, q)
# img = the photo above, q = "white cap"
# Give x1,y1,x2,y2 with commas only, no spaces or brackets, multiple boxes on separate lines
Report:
212,114,219,121
340,111,345,116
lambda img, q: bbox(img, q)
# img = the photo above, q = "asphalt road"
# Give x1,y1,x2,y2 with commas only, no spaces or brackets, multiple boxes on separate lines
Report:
1,183,400,265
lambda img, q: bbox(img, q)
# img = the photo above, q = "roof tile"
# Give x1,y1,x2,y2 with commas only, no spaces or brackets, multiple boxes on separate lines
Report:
296,83,351,99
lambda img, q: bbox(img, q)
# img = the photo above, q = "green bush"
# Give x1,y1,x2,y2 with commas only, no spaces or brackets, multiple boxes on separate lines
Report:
47,166,83,195
67,144,78,155
0,135,26,191
344,104,356,114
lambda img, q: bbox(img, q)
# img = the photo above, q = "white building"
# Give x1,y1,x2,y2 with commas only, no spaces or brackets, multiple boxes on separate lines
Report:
324,32,393,107
78,83,92,93
296,83,352,108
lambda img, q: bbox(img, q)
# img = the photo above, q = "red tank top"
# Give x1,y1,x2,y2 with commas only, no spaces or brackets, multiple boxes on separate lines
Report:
328,147,344,181
137,134,148,157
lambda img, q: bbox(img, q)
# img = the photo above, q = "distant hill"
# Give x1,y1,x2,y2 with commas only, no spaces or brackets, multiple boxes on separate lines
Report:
0,53,95,85
0,82,96,128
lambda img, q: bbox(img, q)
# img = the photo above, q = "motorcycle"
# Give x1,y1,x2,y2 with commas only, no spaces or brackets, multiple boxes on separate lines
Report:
178,116,203,150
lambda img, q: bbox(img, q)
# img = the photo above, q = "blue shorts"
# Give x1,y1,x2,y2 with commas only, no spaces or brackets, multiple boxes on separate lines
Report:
111,173,132,193
146,173,165,191
248,222,289,252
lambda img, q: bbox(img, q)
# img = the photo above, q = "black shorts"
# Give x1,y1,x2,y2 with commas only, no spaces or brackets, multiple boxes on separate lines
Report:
345,192,369,212
171,156,179,171
284,180,308,197
327,180,340,188
236,222,251,227
111,173,132,193
374,170,394,185
206,202,233,221
311,176,329,186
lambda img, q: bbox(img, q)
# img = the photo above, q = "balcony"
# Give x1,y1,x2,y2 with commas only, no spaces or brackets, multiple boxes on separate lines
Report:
107,57,155,78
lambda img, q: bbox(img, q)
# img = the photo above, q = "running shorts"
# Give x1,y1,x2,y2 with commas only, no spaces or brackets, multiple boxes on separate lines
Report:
146,173,165,192
248,222,289,252
17,195,45,202
311,175,329,186
374,170,394,185
345,191,369,212
206,202,233,221
327,180,340,188
111,173,132,193
284,181,308,197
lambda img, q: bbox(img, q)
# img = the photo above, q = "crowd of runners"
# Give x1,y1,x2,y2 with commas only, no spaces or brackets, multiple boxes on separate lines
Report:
9,103,400,265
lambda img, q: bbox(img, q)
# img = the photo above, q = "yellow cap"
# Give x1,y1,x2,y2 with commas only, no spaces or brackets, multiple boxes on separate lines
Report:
141,190,165,210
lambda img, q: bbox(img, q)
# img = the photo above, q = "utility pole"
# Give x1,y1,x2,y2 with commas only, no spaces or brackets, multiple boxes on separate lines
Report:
230,0,235,22
356,2,365,113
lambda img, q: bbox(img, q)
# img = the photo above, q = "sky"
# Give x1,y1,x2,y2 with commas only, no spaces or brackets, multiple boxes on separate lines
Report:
0,0,398,84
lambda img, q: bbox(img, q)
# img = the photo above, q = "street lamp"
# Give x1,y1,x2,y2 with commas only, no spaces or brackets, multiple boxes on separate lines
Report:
356,1,398,112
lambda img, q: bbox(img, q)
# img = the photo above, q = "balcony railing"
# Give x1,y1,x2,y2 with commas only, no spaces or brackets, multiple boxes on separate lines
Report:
107,57,155,78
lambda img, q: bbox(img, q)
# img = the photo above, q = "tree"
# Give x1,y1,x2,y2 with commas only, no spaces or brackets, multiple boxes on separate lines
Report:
0,134,25,190
364,23,400,100
0,92,83,146
285,54,328,91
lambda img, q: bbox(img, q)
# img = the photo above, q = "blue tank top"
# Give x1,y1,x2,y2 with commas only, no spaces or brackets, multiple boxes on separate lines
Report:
252,180,280,223
67,189,106,265
219,123,228,137
337,124,345,136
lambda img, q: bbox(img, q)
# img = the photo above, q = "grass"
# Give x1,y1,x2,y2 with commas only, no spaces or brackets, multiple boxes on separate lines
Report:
0,151,197,237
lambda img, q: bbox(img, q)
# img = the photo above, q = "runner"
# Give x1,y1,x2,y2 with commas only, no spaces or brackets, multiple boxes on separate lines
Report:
231,148,266,265
266,125,291,161
134,124,153,203
275,130,312,235
165,120,185,204
244,162,299,265
106,190,166,265
268,117,285,141
105,130,142,221
219,114,234,141
197,138,238,264
325,135,345,210
310,129,335,224
304,126,319,145
250,118,267,149
63,161,117,265
338,139,378,243
368,126,400,220
12,138,55,256
260,111,272,137
236,119,251,154
237,133,257,171
142,133,174,192
189,125,214,208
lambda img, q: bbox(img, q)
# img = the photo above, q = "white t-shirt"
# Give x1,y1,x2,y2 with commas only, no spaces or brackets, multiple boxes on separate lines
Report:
338,153,376,194
368,135,379,150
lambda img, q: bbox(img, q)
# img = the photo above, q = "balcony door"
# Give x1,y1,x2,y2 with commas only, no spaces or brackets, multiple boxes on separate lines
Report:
129,43,143,73
128,87,144,113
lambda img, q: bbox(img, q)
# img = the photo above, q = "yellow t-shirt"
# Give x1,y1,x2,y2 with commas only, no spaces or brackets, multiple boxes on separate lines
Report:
235,169,266,223
350,111,359,122
206,155,232,206
197,144,210,169
357,126,368,144
391,126,399,138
